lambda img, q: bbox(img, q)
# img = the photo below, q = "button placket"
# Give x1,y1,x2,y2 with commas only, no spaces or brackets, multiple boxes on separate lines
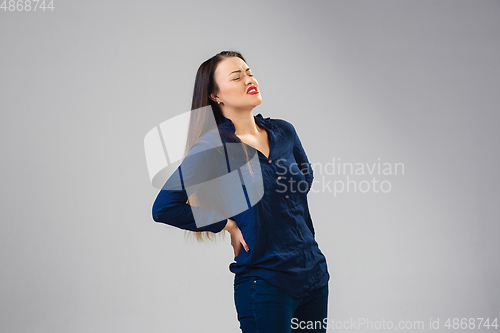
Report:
274,157,293,203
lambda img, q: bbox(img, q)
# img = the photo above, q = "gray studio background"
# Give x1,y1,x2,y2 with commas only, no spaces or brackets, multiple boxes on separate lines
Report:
1,1,499,332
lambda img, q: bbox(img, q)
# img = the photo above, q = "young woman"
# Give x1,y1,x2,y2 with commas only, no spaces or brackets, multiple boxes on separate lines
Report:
152,51,330,333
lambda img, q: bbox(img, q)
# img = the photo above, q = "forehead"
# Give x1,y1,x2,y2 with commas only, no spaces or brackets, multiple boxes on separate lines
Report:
215,57,248,76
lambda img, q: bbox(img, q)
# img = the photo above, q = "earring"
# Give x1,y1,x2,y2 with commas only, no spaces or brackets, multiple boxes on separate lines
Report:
218,101,221,105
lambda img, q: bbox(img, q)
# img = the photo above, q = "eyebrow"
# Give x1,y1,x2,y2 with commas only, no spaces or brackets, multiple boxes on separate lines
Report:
228,68,251,76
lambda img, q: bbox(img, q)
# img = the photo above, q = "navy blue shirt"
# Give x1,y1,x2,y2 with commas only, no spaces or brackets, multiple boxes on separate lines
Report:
152,113,329,298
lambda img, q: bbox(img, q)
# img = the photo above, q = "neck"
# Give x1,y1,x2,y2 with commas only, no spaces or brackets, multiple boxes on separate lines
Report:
222,109,260,136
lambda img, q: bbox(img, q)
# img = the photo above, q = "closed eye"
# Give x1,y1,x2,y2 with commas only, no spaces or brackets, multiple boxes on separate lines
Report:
233,74,253,81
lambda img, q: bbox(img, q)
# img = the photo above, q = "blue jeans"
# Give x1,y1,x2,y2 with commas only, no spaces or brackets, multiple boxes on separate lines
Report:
234,275,329,333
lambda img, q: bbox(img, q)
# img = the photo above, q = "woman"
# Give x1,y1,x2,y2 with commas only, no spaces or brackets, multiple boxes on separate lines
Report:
152,51,330,333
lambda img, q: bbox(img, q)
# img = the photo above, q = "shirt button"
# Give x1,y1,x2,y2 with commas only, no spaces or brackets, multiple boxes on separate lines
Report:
277,176,281,180
268,160,272,163
285,195,289,199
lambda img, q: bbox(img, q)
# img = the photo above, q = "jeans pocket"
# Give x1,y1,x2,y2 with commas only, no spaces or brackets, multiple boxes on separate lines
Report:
234,275,256,286
253,276,264,284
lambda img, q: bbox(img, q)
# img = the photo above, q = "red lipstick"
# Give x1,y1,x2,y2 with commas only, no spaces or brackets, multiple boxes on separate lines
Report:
247,86,259,94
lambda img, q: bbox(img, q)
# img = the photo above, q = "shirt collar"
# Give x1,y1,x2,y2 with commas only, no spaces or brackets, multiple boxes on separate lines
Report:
218,113,271,134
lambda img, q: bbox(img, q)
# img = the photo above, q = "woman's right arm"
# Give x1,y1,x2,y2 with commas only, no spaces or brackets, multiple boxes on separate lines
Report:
152,140,228,233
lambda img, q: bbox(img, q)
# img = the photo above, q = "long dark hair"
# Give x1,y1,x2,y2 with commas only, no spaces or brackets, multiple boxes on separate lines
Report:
185,51,246,155
184,50,250,242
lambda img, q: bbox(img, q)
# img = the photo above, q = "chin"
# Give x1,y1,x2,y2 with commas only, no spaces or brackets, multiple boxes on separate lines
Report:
252,98,263,107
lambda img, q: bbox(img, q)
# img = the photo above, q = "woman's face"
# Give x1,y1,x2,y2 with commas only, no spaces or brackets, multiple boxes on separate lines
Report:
211,57,262,110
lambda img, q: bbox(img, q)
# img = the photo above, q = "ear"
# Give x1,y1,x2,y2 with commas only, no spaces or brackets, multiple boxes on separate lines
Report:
209,93,218,103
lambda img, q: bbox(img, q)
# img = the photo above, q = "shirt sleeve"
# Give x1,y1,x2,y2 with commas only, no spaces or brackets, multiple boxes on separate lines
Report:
152,139,229,233
291,124,314,195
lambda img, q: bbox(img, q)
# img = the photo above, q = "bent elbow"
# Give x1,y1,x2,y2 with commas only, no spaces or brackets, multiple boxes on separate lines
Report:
152,209,174,225
152,202,166,223
152,193,171,223
152,211,160,222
